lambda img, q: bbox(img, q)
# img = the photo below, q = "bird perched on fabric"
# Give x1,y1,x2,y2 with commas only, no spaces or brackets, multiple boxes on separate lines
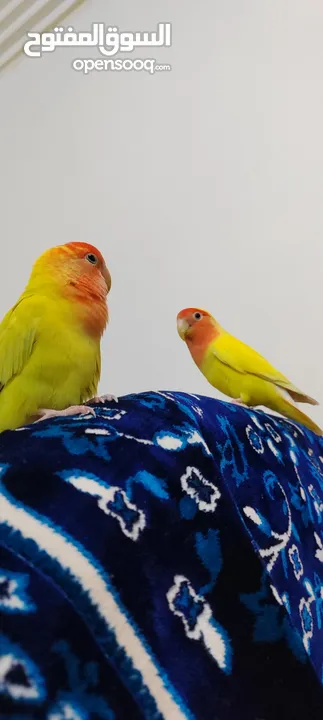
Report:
0,241,115,433
177,307,322,436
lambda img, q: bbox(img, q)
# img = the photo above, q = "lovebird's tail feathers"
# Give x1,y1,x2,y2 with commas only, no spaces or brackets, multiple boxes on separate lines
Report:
270,388,323,436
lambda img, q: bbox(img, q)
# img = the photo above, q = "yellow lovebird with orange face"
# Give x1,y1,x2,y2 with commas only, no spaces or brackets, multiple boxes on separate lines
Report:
177,307,322,436
0,242,113,433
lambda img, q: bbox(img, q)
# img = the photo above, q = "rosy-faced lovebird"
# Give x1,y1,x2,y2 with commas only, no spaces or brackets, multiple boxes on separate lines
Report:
0,242,113,433
177,307,322,436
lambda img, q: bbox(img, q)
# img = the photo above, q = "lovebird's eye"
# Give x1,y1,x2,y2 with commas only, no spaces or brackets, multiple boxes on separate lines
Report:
85,253,98,265
193,312,202,320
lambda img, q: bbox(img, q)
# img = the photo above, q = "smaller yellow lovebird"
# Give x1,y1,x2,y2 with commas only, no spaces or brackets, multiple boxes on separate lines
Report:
177,307,322,436
0,242,113,433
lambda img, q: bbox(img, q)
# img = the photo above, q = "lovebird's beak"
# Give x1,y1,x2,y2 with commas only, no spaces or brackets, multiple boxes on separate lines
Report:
102,265,112,293
177,317,189,340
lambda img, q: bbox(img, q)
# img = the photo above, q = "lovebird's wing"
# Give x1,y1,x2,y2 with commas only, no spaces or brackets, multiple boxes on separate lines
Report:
212,331,318,406
0,295,39,392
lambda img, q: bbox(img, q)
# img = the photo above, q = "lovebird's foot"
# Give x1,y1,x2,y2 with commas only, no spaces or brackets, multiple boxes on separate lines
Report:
34,405,96,423
231,398,249,408
231,399,263,411
86,394,119,405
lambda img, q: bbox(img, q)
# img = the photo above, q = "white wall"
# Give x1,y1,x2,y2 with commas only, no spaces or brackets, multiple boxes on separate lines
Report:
1,0,323,424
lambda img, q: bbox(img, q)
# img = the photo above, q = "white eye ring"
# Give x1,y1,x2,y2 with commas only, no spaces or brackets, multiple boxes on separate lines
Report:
193,312,202,320
85,253,98,265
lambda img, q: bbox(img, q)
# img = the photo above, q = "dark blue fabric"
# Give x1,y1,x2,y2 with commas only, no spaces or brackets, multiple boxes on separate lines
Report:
0,390,323,719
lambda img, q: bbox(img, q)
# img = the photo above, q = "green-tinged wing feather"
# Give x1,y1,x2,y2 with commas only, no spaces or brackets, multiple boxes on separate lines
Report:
0,295,38,390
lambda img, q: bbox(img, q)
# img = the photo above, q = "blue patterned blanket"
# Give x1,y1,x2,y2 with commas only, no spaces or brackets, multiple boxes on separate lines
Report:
1,391,323,719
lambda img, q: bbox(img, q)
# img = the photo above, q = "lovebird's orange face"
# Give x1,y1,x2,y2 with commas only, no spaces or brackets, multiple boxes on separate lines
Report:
55,241,111,294
33,241,111,299
29,242,111,337
176,307,213,342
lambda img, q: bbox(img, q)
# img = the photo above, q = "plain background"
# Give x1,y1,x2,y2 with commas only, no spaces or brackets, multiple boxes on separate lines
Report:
0,0,322,425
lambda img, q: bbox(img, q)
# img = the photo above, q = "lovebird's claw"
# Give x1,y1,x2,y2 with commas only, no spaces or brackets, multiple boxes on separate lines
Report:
86,394,119,405
34,405,96,423
231,398,249,408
